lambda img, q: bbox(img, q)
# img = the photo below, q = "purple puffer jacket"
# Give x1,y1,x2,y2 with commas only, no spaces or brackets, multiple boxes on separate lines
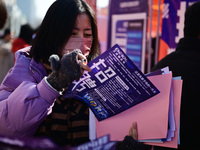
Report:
0,47,60,137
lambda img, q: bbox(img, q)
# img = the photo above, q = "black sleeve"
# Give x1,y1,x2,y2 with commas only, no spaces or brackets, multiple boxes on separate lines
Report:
115,136,152,150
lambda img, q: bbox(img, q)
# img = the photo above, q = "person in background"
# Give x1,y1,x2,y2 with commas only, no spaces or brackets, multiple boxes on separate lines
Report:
0,0,7,29
11,24,34,55
152,1,200,149
0,28,14,83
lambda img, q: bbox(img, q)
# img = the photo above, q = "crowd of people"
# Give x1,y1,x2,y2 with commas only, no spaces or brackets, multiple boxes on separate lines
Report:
0,0,199,149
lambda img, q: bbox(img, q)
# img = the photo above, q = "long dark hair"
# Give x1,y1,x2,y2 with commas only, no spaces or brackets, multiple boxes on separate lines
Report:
30,0,100,64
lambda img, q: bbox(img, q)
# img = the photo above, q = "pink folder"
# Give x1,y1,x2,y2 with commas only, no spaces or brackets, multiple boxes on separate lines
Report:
145,79,182,148
96,73,172,141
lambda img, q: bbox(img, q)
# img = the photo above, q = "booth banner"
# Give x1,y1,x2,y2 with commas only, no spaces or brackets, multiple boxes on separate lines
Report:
158,0,198,61
107,0,148,72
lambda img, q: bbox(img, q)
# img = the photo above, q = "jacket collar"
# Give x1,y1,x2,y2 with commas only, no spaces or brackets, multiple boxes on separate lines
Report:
29,59,48,83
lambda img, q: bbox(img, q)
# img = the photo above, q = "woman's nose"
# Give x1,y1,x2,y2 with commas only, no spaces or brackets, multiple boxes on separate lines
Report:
80,43,90,55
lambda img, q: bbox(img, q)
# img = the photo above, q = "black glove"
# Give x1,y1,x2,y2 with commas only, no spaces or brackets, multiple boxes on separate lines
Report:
47,49,82,92
115,136,152,150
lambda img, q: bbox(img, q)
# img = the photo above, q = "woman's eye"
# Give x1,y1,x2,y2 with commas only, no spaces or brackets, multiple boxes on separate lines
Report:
85,34,92,38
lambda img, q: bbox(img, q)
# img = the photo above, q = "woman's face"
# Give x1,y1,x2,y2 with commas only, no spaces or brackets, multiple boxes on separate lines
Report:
62,13,93,58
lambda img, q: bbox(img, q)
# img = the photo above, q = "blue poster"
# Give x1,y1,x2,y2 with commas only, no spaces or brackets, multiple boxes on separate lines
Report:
126,20,144,69
107,0,148,72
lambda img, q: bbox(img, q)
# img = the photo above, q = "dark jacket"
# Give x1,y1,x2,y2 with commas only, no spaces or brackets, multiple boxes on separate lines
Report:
152,37,200,150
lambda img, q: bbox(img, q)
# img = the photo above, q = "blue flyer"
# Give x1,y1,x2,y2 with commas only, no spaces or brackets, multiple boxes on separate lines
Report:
64,44,160,121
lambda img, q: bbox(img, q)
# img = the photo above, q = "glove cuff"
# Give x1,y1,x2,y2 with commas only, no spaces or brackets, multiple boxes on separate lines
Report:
44,76,60,93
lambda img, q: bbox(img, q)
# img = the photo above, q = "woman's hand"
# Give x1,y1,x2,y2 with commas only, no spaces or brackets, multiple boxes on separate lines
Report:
77,51,92,75
46,49,91,92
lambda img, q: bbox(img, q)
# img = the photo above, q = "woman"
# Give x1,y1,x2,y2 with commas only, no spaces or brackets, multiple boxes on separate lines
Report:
11,24,34,55
0,0,150,149
31,0,100,146
0,0,98,146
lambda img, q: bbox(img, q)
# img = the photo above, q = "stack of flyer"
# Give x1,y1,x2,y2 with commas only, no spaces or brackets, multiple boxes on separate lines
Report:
64,44,182,149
